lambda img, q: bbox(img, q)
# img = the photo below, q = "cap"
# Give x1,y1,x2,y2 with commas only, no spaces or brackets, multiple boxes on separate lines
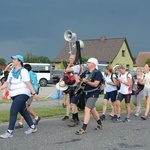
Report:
87,58,98,69
11,55,24,63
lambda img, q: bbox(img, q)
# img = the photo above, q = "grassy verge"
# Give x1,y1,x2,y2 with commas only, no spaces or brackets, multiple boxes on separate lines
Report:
0,99,146,123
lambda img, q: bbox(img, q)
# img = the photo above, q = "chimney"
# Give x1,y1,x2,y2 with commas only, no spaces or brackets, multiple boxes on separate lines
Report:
100,36,106,41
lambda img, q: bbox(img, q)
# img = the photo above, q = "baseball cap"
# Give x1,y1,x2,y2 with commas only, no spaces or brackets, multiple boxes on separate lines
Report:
11,55,24,63
87,58,98,69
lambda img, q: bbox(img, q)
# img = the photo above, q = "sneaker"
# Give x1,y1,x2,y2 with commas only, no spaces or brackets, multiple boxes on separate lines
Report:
24,127,37,134
111,115,117,121
34,117,41,125
62,116,69,121
141,115,147,120
113,117,122,123
123,117,131,122
15,122,23,129
100,114,106,121
95,124,103,130
76,128,86,135
0,131,13,139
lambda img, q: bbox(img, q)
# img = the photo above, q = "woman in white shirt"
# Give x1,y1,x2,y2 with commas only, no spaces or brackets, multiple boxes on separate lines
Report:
141,63,150,120
100,65,118,120
0,55,39,139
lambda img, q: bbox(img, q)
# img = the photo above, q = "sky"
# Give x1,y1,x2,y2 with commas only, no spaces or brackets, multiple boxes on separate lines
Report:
0,0,150,63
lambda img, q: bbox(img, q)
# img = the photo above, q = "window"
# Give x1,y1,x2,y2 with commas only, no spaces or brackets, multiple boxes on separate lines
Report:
122,50,125,57
126,64,130,71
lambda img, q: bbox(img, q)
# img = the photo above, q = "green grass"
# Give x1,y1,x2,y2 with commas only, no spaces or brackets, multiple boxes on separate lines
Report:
0,98,146,123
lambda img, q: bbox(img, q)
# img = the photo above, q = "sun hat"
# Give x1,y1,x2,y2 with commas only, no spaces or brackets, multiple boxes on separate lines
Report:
56,81,68,91
11,55,24,63
87,58,98,69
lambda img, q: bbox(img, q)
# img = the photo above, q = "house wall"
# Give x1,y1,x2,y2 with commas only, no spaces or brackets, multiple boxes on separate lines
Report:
111,42,133,71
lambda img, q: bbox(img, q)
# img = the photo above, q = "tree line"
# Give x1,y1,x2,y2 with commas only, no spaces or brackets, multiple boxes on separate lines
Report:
0,53,51,65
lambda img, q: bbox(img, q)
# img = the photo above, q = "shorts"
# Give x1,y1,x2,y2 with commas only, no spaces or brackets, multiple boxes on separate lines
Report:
104,90,117,102
85,97,98,110
26,96,33,106
71,95,80,105
144,88,150,97
116,93,131,104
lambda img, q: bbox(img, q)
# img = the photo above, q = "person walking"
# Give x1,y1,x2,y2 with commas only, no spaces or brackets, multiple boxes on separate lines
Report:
140,63,150,120
114,65,132,123
100,65,118,120
132,68,144,116
76,58,103,135
15,64,41,129
0,55,39,139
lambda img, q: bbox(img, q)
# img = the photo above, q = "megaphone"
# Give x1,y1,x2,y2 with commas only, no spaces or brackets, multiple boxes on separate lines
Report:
64,30,77,42
78,40,84,49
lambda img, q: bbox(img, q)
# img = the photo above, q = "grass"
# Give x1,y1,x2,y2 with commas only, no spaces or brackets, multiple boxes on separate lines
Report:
0,97,146,123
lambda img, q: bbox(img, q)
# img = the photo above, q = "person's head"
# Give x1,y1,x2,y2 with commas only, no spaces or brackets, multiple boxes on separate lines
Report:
136,68,143,75
24,64,32,71
86,58,98,70
68,55,75,64
105,65,114,74
11,55,24,67
144,63,150,73
118,64,126,74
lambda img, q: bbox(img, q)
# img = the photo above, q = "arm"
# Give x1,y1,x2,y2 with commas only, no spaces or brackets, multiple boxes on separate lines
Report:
83,79,100,87
0,81,8,90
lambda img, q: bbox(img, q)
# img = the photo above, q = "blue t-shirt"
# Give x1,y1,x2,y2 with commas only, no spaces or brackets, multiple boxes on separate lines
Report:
80,69,102,98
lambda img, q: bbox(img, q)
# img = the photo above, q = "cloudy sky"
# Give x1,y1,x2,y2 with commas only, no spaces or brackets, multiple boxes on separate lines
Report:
0,0,150,63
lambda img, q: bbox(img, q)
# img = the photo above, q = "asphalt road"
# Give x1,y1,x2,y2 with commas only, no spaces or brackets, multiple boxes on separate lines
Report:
0,85,150,150
0,111,150,150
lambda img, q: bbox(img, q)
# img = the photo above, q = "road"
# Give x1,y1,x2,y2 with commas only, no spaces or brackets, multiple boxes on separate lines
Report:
0,85,150,150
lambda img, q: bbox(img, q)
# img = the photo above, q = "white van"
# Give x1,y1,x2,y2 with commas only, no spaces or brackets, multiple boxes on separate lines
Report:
24,63,52,87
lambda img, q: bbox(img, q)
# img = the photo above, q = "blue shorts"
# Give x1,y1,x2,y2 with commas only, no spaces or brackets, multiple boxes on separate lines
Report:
71,95,80,105
104,90,117,102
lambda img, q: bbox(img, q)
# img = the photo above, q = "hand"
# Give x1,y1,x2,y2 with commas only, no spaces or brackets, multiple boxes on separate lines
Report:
33,94,39,100
82,78,88,83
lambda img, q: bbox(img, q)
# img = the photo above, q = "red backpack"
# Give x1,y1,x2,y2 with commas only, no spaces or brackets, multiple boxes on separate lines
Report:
63,72,76,85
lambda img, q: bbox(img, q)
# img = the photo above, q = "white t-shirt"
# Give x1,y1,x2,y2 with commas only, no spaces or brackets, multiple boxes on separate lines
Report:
71,65,82,86
7,68,31,97
144,72,150,89
118,72,132,94
105,74,117,92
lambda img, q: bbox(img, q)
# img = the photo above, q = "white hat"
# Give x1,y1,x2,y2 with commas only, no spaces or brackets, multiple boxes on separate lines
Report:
87,58,98,69
56,81,68,91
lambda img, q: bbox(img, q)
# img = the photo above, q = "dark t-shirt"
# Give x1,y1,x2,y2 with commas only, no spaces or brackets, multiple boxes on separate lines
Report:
80,69,103,98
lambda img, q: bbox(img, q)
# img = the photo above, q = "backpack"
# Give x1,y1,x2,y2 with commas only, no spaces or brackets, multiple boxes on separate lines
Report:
109,73,119,90
29,71,40,94
63,72,76,85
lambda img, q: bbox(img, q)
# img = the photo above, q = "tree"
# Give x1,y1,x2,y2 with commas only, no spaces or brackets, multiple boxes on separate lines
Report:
0,58,7,65
24,53,51,63
38,56,51,63
145,58,150,65
82,56,89,64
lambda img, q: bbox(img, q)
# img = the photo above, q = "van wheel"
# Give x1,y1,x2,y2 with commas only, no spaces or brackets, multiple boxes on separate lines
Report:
39,78,47,87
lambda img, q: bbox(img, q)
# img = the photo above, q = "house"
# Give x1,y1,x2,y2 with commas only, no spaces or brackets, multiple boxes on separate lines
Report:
54,37,134,71
135,52,150,67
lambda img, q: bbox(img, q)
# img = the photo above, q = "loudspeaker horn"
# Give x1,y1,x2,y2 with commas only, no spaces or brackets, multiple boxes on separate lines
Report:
64,30,77,42
79,40,84,49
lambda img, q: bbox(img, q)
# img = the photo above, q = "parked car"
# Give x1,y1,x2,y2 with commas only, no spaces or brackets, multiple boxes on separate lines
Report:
51,69,65,84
